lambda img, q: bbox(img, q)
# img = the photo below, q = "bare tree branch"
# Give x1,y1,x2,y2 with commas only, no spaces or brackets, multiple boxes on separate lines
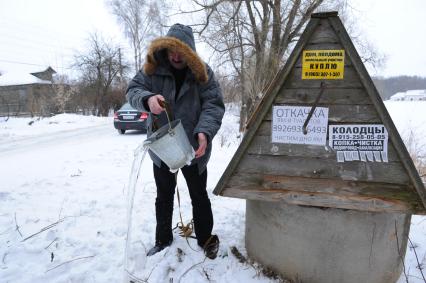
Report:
244,0,261,52
14,213,23,238
108,0,166,74
395,220,409,283
21,215,85,242
408,237,426,282
21,219,64,242
45,255,96,273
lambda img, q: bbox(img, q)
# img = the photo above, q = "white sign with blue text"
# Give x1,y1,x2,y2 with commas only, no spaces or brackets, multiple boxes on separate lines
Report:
328,124,389,162
272,105,329,145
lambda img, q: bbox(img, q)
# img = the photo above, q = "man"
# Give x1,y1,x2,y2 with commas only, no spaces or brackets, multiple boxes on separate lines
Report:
126,23,225,260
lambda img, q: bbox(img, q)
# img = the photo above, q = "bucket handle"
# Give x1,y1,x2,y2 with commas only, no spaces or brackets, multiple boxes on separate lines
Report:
159,100,173,134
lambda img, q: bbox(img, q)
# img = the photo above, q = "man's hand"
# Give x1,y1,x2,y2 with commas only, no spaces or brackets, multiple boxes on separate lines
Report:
195,132,207,158
147,94,165,115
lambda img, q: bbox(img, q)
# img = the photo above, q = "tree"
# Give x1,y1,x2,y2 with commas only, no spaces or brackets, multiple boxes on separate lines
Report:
50,75,75,113
108,0,167,75
181,0,356,130
73,33,128,116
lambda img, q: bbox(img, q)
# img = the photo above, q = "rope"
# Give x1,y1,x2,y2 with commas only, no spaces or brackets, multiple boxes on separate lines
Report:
172,171,198,252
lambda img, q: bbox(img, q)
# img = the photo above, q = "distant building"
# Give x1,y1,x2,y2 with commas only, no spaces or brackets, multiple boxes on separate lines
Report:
30,66,56,81
389,89,426,101
0,67,57,116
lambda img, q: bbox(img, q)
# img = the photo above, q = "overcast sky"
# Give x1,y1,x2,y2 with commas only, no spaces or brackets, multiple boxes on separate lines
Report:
0,0,127,77
1,0,425,78
351,0,426,77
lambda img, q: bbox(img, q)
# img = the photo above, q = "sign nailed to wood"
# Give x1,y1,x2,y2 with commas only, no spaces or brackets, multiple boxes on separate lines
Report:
329,124,389,163
302,50,345,79
272,105,329,145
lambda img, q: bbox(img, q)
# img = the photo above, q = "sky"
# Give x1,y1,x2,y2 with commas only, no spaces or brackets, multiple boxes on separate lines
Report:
351,0,426,77
0,0,128,78
0,0,426,78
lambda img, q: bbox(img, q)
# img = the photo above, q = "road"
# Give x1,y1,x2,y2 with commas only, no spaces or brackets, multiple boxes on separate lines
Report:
0,124,146,156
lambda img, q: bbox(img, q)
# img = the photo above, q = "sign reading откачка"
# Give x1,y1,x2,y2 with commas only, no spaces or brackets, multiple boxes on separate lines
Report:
272,105,329,145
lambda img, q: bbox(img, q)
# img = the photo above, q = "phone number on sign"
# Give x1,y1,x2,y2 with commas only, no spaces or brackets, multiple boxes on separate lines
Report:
331,134,386,140
273,125,327,134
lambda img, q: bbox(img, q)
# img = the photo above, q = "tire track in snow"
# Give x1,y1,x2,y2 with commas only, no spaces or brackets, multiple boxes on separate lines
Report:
0,124,113,156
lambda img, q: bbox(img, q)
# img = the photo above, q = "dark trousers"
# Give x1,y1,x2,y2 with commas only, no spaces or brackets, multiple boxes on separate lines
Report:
153,162,213,246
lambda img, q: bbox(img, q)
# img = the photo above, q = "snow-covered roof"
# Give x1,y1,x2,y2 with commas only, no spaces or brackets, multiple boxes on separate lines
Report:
405,89,426,96
390,92,406,99
0,71,52,86
390,89,426,99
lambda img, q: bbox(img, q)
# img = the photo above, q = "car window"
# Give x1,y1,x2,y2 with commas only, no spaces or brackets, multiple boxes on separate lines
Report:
120,103,137,111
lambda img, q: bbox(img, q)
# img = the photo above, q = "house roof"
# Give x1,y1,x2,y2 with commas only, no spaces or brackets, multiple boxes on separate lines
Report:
390,89,426,99
0,71,53,86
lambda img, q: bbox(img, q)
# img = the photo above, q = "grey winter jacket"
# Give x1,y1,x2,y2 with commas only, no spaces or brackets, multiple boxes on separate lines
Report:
126,24,225,173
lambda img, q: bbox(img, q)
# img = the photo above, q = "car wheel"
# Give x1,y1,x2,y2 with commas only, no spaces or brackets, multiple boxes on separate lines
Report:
118,129,125,134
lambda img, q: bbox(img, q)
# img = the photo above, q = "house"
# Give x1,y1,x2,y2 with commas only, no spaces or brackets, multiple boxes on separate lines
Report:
0,67,57,116
389,89,426,101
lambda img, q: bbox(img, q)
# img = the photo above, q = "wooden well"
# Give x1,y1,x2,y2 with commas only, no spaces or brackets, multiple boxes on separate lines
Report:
214,11,425,283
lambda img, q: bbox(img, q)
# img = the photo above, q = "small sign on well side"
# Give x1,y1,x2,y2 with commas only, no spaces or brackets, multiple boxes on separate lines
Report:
272,105,329,145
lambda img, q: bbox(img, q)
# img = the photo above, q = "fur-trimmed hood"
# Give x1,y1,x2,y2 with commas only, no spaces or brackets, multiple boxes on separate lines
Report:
143,37,208,84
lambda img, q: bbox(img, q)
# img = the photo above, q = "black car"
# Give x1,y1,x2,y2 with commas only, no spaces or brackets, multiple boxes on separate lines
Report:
113,103,148,134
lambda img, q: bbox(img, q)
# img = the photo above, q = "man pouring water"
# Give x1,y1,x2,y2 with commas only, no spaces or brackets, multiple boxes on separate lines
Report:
126,23,225,259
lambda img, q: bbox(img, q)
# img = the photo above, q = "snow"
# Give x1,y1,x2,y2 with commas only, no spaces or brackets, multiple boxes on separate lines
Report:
0,71,52,86
0,114,110,139
384,101,426,158
0,102,425,282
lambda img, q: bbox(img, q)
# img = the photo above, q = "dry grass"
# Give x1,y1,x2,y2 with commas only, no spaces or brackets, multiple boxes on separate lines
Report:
403,130,426,183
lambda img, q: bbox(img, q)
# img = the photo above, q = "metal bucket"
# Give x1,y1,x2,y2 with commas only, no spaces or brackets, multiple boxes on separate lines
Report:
143,119,195,172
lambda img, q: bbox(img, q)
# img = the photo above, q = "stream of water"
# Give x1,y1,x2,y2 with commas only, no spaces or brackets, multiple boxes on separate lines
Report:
123,144,149,283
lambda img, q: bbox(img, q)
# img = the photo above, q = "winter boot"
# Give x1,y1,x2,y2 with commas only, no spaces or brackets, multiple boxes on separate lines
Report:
202,235,219,259
146,240,172,256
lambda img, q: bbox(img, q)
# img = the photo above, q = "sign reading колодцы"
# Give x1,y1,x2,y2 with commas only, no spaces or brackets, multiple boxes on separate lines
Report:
328,124,389,163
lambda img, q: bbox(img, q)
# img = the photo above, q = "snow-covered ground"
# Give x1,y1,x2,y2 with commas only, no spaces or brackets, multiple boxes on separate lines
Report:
0,102,425,283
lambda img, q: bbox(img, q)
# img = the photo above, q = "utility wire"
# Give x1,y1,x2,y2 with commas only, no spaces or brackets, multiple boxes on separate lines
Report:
0,18,84,42
0,59,77,70
0,33,80,54
0,43,76,58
